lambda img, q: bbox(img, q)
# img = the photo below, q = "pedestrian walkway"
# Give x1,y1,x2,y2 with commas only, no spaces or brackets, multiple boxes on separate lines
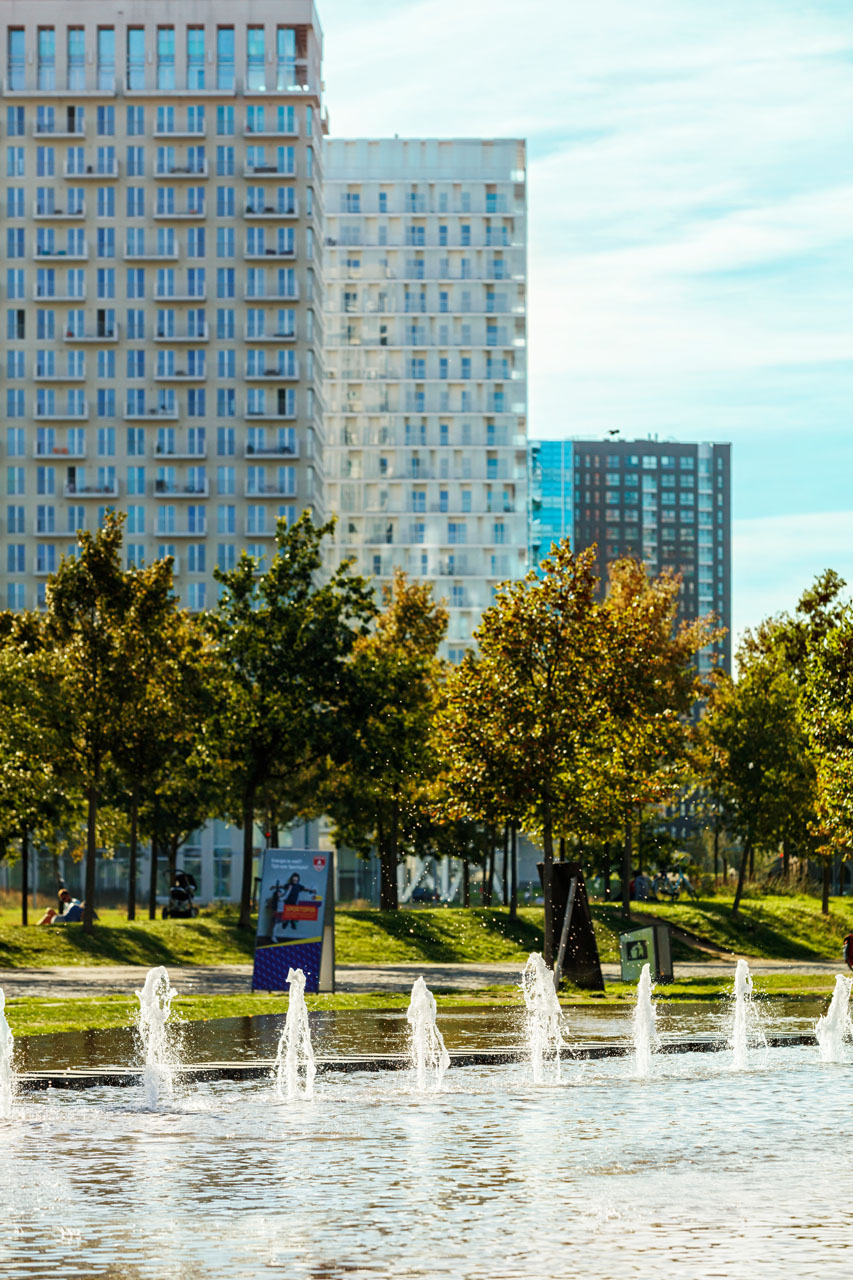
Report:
0,956,845,1001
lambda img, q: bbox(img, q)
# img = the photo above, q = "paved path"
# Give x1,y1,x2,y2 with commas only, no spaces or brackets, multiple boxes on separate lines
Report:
0,957,847,1000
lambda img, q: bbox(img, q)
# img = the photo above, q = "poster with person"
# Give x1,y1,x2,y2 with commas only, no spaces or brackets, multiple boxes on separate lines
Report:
253,849,333,993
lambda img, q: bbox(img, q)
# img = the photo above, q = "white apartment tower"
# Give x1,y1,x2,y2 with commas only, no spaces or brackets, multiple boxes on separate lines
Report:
0,1,326,612
324,139,528,658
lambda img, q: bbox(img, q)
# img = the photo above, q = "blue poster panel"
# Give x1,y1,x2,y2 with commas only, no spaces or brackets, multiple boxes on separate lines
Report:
252,849,331,993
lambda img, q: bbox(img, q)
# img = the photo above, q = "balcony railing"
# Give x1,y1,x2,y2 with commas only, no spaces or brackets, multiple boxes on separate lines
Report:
242,326,297,342
154,161,209,179
64,325,119,343
154,445,208,460
244,440,298,459
33,443,86,458
33,366,86,382
243,245,296,260
244,481,296,498
124,405,179,421
242,286,299,302
33,121,86,137
154,327,210,343
153,204,206,220
154,289,208,303
33,288,87,302
243,200,298,219
154,523,207,539
35,402,89,420
244,362,298,380
33,243,88,261
154,480,209,499
154,368,207,381
244,404,296,420
243,162,296,178
33,201,86,219
64,160,119,179
123,246,180,261
62,480,117,498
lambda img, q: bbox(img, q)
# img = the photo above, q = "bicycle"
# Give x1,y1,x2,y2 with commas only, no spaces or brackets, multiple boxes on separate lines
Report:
652,867,699,902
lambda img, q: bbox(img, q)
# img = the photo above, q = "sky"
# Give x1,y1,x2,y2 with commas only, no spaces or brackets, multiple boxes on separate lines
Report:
317,0,853,648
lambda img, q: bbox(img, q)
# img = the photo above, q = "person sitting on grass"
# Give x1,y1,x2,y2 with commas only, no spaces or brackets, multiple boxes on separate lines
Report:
37,888,85,926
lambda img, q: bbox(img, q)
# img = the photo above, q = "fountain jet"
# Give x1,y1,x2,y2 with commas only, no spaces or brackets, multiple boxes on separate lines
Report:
727,958,766,1070
136,966,176,1107
274,968,316,1100
406,976,450,1092
816,975,853,1063
521,953,566,1084
0,988,15,1118
632,963,660,1078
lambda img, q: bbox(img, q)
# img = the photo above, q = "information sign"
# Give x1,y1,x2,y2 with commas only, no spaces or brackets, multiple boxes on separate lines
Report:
252,848,334,993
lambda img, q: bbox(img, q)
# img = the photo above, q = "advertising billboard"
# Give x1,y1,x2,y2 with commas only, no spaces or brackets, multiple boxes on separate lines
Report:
252,848,333,993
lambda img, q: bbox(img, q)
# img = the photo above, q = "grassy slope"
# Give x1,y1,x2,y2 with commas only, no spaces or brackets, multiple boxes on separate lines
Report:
0,892,850,973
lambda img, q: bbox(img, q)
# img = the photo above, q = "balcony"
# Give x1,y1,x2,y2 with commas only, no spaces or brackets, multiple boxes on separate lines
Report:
35,402,89,421
33,527,60,539
243,163,296,179
244,481,296,498
154,162,209,180
244,362,299,381
64,325,119,343
243,123,298,137
154,289,208,303
242,287,299,302
123,246,180,261
154,480,209,499
154,205,206,220
154,523,207,539
64,160,119,179
154,368,207,382
154,327,210,343
243,201,299,219
153,127,207,139
33,122,86,137
63,480,117,498
244,245,296,261
244,440,298,460
244,405,296,421
154,446,208,460
124,405,179,421
243,523,278,538
32,201,86,219
33,244,88,261
32,366,86,382
242,326,297,342
33,443,86,459
33,289,87,303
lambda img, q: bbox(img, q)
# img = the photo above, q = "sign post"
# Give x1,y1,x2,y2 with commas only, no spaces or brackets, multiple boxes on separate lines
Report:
252,848,334,993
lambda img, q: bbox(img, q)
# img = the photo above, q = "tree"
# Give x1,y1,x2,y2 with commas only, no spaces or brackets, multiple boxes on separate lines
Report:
210,513,375,928
704,641,814,915
43,512,138,932
326,572,447,910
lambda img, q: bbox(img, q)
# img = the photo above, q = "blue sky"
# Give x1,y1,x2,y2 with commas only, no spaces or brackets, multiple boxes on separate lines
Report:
318,0,853,646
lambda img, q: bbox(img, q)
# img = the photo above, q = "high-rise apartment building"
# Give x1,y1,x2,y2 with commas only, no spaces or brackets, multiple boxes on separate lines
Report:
324,138,528,658
0,0,326,613
529,438,732,672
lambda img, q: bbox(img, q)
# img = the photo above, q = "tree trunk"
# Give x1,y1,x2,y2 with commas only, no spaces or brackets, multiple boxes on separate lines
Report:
782,835,790,881
748,843,754,881
167,834,179,886
127,789,139,921
559,836,566,861
722,855,728,886
822,859,831,915
840,856,845,898
603,841,611,900
502,825,509,906
378,804,399,911
268,821,279,847
20,829,29,927
621,810,632,921
732,837,751,916
462,858,470,908
482,825,493,906
83,784,98,933
239,786,256,929
510,825,518,920
713,816,719,885
148,836,158,920
542,801,554,966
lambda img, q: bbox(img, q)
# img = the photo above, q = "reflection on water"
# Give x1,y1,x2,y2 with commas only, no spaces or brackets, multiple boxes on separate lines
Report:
0,1047,850,1279
13,999,830,1072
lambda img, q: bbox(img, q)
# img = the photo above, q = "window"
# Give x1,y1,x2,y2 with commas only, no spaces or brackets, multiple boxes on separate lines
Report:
216,186,235,217
97,188,115,218
36,147,55,177
97,105,115,137
217,146,234,176
217,427,235,456
157,27,175,89
276,26,296,88
127,187,144,218
187,26,205,88
66,27,86,91
97,227,115,259
217,105,235,136
127,28,145,90
38,27,56,90
127,106,144,137
127,145,144,177
217,227,235,258
8,29,25,91
247,26,265,90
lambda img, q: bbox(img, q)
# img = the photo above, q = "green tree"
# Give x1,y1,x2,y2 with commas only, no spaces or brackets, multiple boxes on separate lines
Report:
704,641,814,915
326,571,448,910
210,513,374,928
43,512,139,932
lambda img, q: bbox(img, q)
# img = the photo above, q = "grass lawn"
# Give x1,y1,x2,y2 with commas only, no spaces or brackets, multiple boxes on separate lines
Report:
0,889,849,974
4,971,838,1039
